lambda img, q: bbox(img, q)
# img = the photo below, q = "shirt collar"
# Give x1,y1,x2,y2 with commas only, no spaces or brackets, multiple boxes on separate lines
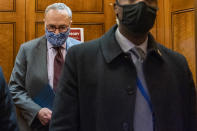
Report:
115,28,148,54
47,40,66,50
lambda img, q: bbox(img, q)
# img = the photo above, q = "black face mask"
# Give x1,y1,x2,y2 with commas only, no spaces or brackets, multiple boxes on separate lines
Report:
116,1,157,34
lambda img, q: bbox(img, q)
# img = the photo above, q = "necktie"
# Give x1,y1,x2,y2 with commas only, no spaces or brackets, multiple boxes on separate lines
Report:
130,47,154,131
53,47,64,91
130,47,146,62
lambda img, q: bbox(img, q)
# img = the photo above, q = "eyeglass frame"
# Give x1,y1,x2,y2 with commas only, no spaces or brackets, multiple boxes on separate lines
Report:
46,24,69,33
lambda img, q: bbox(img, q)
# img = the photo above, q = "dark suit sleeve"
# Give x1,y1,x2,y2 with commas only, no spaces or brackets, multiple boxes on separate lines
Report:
8,45,41,126
50,47,79,131
184,60,197,131
0,68,19,131
178,54,197,131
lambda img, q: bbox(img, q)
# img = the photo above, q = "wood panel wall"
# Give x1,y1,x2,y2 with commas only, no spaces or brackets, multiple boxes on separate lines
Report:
0,0,117,81
26,0,116,42
154,0,196,85
0,0,25,82
171,0,196,84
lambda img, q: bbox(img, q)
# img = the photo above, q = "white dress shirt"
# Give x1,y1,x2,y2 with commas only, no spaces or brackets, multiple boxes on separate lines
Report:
115,28,148,64
115,28,153,131
47,41,66,88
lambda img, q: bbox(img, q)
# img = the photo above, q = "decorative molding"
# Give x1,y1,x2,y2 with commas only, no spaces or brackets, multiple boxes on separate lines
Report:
195,0,197,84
0,0,16,12
72,22,105,33
35,0,104,13
171,11,196,84
0,22,16,63
35,22,44,38
172,8,194,14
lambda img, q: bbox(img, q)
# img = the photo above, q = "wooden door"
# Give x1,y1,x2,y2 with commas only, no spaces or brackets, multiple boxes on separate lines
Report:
0,0,157,82
0,0,25,81
25,0,117,42
167,0,196,84
153,0,196,85
159,0,197,118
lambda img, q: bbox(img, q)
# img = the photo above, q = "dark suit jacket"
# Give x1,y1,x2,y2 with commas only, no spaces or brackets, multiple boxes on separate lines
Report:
0,67,19,131
50,25,197,131
9,36,80,131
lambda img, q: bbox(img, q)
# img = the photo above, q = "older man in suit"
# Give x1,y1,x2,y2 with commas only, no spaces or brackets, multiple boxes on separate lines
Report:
50,0,196,131
0,67,19,131
9,3,80,131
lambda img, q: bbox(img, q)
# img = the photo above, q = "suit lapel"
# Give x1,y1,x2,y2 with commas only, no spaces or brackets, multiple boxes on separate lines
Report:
100,25,123,63
34,36,48,85
143,37,180,129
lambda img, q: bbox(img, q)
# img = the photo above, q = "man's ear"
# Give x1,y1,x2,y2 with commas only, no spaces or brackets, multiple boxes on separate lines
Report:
43,19,47,28
114,3,118,16
70,20,72,26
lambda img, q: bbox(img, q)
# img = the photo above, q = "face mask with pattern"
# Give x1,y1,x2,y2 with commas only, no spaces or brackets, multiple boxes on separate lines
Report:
45,28,70,47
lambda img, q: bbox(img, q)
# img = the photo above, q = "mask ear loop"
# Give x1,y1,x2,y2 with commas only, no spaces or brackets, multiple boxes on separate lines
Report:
114,0,122,24
115,0,122,7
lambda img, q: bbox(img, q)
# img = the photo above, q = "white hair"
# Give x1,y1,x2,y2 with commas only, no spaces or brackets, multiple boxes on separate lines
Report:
45,3,72,18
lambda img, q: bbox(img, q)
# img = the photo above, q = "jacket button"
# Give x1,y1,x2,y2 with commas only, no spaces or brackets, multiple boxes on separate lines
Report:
122,122,129,131
124,55,129,59
124,53,131,59
127,86,135,95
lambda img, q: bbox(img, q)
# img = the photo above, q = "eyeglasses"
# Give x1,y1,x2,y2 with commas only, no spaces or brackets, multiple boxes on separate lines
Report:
46,25,69,33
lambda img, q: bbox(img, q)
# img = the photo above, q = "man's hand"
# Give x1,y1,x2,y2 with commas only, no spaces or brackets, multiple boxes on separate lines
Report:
37,108,52,126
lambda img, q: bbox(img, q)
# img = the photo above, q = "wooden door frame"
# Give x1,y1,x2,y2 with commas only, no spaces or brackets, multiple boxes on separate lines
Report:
195,0,197,84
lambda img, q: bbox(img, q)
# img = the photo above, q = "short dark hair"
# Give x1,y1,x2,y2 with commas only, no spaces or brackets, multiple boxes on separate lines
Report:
116,0,158,4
